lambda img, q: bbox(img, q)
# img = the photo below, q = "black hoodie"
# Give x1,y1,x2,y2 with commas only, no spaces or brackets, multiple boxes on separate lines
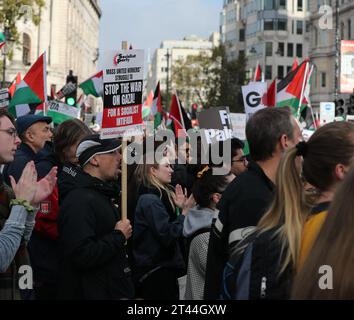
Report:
56,163,134,300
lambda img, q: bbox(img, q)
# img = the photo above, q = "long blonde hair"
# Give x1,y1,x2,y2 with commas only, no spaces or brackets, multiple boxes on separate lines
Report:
257,147,311,275
134,156,176,211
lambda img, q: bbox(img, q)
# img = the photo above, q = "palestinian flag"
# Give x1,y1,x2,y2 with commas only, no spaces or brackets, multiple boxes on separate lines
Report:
0,32,5,50
79,71,103,97
8,53,47,117
254,61,262,82
276,59,309,116
292,57,299,71
168,93,191,138
262,78,277,107
8,73,21,97
151,82,162,129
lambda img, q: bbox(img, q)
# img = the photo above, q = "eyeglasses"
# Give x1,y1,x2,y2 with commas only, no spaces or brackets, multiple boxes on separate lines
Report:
0,128,18,139
232,156,248,165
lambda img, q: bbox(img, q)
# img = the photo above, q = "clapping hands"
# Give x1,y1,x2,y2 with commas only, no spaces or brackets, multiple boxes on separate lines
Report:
10,161,57,206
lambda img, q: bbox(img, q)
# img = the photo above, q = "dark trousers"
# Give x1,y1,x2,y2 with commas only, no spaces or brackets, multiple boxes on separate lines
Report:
137,268,179,300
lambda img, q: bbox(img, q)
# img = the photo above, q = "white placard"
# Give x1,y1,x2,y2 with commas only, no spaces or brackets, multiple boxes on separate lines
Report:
101,50,144,139
320,102,335,126
229,113,246,140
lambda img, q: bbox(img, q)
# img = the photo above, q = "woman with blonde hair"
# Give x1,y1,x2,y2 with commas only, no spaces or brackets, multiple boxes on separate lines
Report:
132,154,188,300
222,121,354,299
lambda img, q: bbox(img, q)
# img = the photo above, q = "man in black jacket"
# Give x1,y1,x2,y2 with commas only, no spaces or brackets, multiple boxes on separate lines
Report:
57,134,134,300
3,114,52,185
204,107,303,299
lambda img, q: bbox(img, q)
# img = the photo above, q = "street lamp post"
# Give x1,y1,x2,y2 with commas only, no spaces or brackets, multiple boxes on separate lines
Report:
165,48,171,103
2,28,13,88
264,43,267,81
335,0,340,101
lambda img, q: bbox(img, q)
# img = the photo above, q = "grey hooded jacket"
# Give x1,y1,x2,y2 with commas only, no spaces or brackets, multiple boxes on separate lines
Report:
0,205,36,272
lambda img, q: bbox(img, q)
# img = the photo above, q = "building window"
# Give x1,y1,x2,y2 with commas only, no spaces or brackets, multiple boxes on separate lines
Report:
297,0,303,11
278,0,286,9
348,19,352,39
22,33,31,66
287,43,294,57
287,66,292,74
321,72,326,88
278,42,284,56
266,42,273,56
264,19,275,31
278,19,287,31
278,65,284,79
266,65,272,80
297,21,303,35
296,43,303,58
306,21,311,33
314,26,318,46
264,0,275,10
239,29,245,41
341,21,345,39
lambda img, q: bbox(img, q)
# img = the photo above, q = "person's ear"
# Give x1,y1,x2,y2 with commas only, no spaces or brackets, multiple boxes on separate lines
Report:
25,129,34,143
150,166,157,178
279,134,289,150
89,156,99,167
211,193,222,204
334,163,348,181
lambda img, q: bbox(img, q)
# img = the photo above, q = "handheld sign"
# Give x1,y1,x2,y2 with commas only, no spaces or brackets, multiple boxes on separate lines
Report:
198,107,233,144
47,100,80,124
229,113,246,140
319,102,335,126
101,50,144,139
0,89,9,109
241,82,267,119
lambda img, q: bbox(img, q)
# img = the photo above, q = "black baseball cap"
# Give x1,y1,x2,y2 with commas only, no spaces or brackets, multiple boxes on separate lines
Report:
76,134,121,167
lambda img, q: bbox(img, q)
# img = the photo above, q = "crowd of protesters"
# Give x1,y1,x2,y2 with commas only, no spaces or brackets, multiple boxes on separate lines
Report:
1,105,354,300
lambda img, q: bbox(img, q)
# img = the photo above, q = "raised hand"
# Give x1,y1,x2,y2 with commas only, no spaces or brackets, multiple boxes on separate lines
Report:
173,184,187,209
32,166,58,206
10,161,37,203
182,194,196,215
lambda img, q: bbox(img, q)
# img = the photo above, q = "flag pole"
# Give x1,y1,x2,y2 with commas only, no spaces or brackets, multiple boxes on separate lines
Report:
308,100,317,130
43,51,48,116
121,43,128,221
297,61,309,120
175,91,187,138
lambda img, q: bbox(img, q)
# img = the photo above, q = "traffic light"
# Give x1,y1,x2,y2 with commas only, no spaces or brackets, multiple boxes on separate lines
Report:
347,94,354,115
65,70,78,106
335,98,345,117
191,103,198,119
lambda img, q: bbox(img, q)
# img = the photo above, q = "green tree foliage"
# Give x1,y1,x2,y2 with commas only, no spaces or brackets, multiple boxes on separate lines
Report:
172,51,213,108
171,44,247,113
0,0,45,58
218,46,247,113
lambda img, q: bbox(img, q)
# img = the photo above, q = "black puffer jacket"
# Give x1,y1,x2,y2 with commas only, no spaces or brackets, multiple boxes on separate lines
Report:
56,163,134,300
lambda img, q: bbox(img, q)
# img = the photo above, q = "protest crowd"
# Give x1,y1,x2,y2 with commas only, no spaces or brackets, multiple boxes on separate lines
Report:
1,51,354,301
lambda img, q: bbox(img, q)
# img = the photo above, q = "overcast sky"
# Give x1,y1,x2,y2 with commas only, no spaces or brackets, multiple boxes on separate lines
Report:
98,0,221,70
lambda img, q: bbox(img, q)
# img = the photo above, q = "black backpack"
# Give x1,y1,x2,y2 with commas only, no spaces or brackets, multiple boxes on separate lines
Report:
221,230,292,300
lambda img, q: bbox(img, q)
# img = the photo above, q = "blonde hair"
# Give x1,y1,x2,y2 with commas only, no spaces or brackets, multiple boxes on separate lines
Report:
257,147,311,275
134,156,175,211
